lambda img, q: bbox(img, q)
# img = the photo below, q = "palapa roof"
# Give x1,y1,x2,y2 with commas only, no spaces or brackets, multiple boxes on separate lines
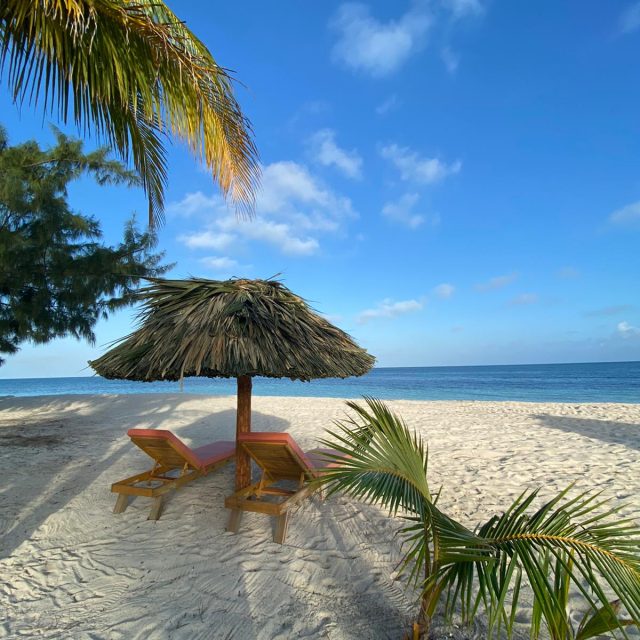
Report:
89,277,375,382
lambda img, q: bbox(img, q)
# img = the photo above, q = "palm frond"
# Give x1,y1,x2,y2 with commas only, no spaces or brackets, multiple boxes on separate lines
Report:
576,600,637,640
0,0,260,224
318,398,493,601
464,489,640,638
318,398,640,639
319,396,432,512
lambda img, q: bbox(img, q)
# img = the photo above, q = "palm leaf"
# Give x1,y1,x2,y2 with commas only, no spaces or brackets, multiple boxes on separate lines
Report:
319,396,432,513
0,0,260,224
576,600,637,640
318,398,493,606
318,398,640,639
474,489,640,639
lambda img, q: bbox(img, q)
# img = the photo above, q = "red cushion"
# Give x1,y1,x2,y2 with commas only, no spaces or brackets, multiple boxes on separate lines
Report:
238,431,316,474
237,432,344,477
192,441,236,467
305,448,345,471
127,429,234,471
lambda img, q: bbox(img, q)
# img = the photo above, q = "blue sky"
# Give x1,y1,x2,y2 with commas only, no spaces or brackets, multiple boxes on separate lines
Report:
2,0,640,378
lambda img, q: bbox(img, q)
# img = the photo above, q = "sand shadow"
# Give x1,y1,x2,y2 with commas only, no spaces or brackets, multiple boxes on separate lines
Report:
0,394,290,561
175,407,291,442
533,413,640,452
313,499,415,634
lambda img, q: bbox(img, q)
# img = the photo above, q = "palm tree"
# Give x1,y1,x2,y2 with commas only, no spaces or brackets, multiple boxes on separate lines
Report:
0,0,260,225
319,398,640,639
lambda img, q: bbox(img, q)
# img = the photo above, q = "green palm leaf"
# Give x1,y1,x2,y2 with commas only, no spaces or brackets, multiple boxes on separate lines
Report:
319,396,432,514
0,0,260,224
318,398,493,611
576,600,637,640
318,397,640,639
474,489,640,637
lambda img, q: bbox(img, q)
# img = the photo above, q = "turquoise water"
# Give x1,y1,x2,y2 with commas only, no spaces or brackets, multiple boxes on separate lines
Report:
0,361,639,403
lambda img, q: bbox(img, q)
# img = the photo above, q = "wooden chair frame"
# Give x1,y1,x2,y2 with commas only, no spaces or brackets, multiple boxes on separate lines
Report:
225,470,319,543
224,435,330,544
112,430,235,520
113,457,231,520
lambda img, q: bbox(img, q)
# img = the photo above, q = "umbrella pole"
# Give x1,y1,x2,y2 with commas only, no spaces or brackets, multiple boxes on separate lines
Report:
235,375,252,490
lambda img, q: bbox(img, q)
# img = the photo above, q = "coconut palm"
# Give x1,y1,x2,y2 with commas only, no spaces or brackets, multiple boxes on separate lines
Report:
0,0,260,225
319,398,640,639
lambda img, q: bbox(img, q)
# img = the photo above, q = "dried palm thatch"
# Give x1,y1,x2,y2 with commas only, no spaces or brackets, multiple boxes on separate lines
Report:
89,277,374,489
89,277,374,381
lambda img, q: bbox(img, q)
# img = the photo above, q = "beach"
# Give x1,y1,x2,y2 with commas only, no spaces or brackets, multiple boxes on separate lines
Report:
1,393,639,639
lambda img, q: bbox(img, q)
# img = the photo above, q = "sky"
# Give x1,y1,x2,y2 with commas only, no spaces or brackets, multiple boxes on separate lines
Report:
2,0,640,378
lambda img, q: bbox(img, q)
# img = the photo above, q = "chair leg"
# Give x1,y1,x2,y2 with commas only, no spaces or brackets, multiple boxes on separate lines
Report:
273,512,289,544
227,509,243,534
113,494,129,514
147,496,163,521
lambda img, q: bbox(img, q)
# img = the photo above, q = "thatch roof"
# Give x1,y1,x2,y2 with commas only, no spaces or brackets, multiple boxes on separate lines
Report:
89,277,375,382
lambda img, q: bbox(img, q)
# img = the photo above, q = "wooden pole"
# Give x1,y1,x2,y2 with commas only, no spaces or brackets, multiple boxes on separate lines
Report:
235,375,252,490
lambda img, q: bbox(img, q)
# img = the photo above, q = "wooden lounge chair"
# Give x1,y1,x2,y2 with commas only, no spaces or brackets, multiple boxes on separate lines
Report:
224,432,342,544
112,429,235,520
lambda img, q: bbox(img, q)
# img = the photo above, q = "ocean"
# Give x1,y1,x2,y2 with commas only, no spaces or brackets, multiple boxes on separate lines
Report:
0,361,639,403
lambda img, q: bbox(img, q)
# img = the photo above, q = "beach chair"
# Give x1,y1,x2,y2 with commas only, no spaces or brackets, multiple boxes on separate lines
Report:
224,432,342,544
112,429,235,520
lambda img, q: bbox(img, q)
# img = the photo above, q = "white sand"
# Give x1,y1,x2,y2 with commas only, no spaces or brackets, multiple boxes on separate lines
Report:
0,394,638,639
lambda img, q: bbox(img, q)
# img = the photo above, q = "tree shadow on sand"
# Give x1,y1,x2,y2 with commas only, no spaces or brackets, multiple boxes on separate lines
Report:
0,394,289,560
533,413,640,452
309,499,415,635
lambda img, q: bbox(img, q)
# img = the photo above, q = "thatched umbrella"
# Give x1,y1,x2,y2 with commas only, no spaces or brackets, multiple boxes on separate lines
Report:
89,277,375,489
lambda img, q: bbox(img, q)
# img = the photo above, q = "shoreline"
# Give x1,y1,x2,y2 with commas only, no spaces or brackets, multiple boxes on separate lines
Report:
1,394,639,638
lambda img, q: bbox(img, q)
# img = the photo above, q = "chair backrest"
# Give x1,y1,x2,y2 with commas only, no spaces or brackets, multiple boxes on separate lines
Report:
238,432,316,481
127,429,201,470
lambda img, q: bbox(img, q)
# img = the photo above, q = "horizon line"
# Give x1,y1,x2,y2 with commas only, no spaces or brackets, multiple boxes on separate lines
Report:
1,359,638,381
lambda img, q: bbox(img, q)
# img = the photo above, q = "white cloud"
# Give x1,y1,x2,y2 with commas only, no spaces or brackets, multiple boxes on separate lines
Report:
510,293,539,306
609,201,640,226
330,3,431,77
619,2,640,34
476,273,518,292
380,144,461,184
199,256,239,271
434,283,455,298
617,321,640,338
321,312,344,324
167,191,220,217
172,161,355,258
376,94,400,115
381,193,427,228
178,229,235,251
309,129,363,179
258,162,326,213
442,0,484,19
357,298,424,324
440,46,459,73
258,161,355,230
229,219,320,256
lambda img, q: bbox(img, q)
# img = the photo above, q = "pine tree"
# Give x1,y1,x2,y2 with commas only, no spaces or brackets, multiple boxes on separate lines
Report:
0,126,170,365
